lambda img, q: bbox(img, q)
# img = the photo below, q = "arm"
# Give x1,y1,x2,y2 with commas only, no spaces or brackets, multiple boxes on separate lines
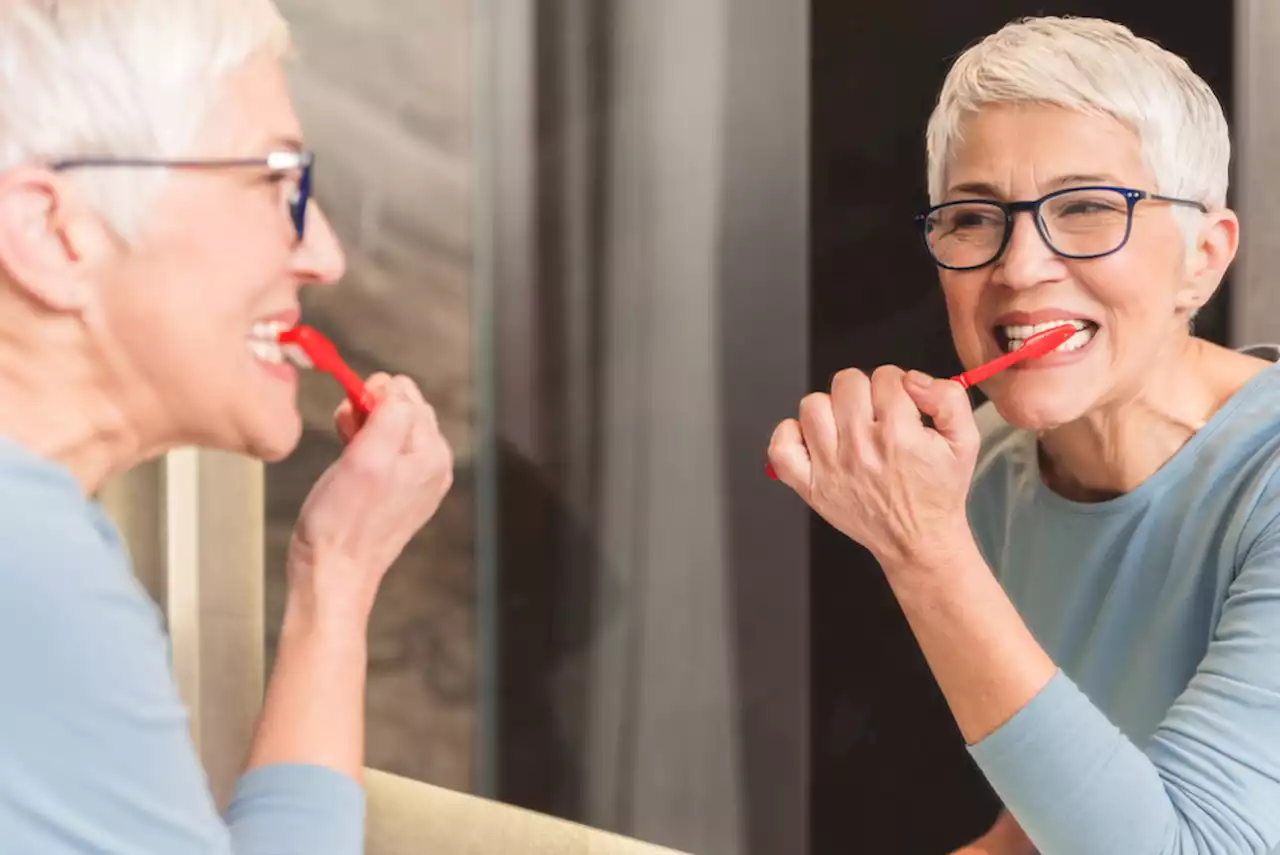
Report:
769,368,1280,855
888,529,1280,853
229,375,452,849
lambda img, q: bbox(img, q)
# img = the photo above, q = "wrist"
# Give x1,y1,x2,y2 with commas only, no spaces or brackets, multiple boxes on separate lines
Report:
281,581,373,642
284,547,380,632
877,518,981,579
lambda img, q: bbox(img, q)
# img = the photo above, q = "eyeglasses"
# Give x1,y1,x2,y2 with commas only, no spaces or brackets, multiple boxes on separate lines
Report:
914,185,1207,271
48,149,315,242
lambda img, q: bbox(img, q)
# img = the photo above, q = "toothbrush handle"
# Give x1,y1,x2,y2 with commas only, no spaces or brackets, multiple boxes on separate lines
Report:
330,363,374,418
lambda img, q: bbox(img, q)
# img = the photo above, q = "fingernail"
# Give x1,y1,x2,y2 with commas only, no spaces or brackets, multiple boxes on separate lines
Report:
765,462,778,480
906,370,934,388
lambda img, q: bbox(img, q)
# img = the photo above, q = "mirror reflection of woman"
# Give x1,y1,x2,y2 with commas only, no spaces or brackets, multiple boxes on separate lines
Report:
770,17,1280,855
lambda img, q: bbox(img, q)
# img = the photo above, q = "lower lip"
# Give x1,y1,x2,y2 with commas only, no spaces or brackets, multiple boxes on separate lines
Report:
252,351,297,382
1006,328,1100,369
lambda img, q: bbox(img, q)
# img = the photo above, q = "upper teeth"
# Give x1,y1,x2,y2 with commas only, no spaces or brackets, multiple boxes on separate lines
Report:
1001,319,1090,340
1001,319,1096,354
248,320,290,365
249,320,289,341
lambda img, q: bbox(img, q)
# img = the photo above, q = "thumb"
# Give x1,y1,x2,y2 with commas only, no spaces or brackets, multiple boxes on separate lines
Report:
903,371,979,450
767,418,813,499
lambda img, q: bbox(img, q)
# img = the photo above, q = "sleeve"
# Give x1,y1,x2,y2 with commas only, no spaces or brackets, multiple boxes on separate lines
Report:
968,517,1280,855
0,516,365,854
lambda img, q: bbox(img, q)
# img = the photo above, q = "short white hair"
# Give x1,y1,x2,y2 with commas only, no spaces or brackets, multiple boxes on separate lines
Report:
0,0,290,238
925,16,1230,219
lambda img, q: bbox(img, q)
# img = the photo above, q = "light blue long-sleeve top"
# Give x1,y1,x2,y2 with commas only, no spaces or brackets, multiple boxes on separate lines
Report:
0,436,365,853
966,349,1280,855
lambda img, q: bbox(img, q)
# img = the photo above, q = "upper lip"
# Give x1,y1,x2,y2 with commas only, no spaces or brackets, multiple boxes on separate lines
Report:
253,308,302,327
992,308,1100,328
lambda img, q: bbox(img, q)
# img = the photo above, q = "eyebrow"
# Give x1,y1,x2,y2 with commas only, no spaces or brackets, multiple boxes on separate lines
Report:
946,173,1124,199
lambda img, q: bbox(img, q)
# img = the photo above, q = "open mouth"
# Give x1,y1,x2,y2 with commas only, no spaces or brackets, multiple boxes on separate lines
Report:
995,319,1098,355
247,320,289,364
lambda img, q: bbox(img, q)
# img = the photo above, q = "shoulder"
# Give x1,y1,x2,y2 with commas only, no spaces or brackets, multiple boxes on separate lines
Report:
0,448,228,850
0,445,153,629
0,446,170,708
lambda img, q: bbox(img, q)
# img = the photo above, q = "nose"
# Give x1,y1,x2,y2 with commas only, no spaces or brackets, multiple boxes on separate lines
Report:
293,203,347,285
993,210,1062,290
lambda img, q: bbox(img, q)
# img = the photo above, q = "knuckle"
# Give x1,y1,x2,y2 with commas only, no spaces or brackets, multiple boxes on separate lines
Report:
397,375,426,402
798,392,830,415
870,364,903,382
831,367,869,389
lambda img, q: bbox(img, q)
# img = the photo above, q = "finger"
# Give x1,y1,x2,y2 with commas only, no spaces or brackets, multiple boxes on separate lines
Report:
830,369,873,448
870,365,921,431
797,392,838,468
343,385,416,472
334,372,394,444
394,375,427,406
335,401,361,445
903,371,980,452
364,372,395,397
768,418,812,497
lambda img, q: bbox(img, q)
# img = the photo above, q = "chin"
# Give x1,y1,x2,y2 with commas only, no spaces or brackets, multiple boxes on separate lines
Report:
984,379,1095,432
244,413,304,462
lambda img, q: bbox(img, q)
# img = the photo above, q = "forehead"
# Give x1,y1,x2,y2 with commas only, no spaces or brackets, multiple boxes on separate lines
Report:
196,52,302,155
945,103,1151,197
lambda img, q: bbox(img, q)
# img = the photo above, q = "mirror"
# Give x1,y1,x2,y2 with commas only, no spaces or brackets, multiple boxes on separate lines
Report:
264,3,807,854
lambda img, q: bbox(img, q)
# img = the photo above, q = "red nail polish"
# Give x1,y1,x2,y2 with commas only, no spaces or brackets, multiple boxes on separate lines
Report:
765,463,778,480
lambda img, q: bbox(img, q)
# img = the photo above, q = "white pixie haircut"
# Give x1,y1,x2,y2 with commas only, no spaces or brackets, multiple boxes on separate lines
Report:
0,0,290,238
925,17,1230,221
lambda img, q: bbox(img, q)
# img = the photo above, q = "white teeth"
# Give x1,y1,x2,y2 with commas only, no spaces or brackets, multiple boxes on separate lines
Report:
1001,319,1097,354
247,319,292,366
247,339,284,364
249,319,289,342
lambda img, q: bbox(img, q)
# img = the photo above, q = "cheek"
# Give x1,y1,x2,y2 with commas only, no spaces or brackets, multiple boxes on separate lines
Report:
1077,254,1179,331
101,257,252,390
939,274,988,357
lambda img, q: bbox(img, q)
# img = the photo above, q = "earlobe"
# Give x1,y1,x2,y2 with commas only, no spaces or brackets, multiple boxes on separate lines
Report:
0,167,94,313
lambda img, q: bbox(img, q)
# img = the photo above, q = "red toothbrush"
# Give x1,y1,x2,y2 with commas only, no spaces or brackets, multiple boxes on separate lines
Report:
950,323,1077,389
765,323,1077,479
278,325,376,419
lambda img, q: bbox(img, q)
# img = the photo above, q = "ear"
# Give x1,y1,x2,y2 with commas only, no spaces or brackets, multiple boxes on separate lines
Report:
1175,208,1238,313
0,166,114,314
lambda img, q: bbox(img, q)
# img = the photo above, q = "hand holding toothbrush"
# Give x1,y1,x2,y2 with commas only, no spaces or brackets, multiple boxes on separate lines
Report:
287,372,455,622
275,323,454,621
765,324,1076,572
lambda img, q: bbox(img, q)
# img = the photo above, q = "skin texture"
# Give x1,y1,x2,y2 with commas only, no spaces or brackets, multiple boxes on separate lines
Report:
767,104,1263,854
0,52,453,784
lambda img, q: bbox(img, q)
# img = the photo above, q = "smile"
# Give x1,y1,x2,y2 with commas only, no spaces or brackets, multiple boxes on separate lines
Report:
997,319,1098,354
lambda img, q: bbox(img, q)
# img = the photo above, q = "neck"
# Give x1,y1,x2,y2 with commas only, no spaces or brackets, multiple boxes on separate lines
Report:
1037,336,1269,501
0,306,168,496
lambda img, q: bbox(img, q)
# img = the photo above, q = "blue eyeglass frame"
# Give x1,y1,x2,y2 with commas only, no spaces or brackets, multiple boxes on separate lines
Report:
912,184,1208,271
48,149,315,242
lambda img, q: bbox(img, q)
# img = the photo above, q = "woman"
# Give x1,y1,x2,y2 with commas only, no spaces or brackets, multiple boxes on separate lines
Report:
0,1,452,852
769,16,1280,855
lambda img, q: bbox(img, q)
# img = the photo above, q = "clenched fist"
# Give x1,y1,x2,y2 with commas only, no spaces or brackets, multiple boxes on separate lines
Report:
767,365,981,571
288,373,454,622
